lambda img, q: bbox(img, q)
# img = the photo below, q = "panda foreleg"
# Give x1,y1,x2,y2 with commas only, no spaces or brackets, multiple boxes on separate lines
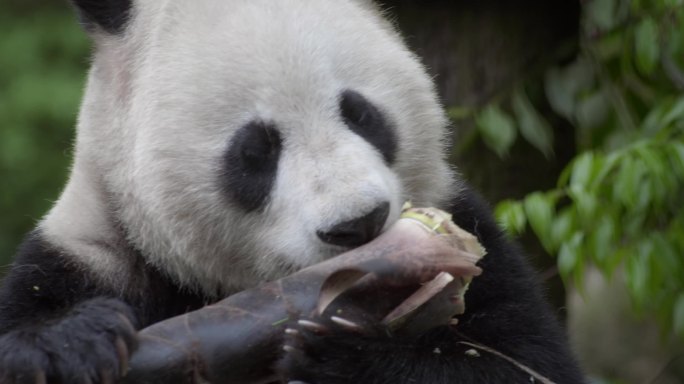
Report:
277,310,527,384
277,311,564,384
0,233,141,384
0,297,138,384
278,313,389,384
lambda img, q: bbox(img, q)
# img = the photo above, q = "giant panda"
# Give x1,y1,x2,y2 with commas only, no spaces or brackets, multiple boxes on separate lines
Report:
0,1,585,383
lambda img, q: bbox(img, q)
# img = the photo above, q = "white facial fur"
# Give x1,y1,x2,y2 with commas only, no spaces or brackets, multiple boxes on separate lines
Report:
41,0,456,296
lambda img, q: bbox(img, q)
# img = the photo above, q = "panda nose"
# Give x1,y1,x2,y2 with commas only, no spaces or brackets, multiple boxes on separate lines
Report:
317,202,390,248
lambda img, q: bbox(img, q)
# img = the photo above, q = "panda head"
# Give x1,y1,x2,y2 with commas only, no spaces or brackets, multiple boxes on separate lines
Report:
60,0,455,295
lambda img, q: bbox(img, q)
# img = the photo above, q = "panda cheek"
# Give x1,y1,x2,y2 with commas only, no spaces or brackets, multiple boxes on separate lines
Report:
219,121,282,212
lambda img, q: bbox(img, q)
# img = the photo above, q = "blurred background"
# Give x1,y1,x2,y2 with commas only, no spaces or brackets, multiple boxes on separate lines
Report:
1,0,682,383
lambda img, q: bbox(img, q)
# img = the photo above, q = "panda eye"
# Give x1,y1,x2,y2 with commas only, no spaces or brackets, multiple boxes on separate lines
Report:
240,124,281,169
340,90,378,129
339,90,397,164
220,121,282,212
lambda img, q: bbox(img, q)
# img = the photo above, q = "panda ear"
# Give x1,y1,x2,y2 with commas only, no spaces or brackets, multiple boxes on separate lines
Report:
70,0,133,35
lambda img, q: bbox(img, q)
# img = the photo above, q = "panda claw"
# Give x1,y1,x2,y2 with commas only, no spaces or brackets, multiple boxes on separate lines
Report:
115,336,129,375
116,312,137,335
100,369,114,384
34,370,46,384
330,316,363,332
297,319,328,333
282,345,298,354
284,328,299,336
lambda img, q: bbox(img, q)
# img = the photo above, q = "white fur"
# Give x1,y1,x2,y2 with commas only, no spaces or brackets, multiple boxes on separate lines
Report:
42,0,455,296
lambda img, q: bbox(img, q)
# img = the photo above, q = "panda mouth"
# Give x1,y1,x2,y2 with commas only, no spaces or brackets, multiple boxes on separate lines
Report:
316,202,391,249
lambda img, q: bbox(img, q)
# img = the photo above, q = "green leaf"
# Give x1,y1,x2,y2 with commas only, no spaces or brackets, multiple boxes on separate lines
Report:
495,200,527,236
636,146,668,209
637,146,665,176
550,209,575,252
558,232,584,282
590,216,615,267
476,105,517,158
569,185,599,226
614,157,645,208
595,32,624,60
662,97,684,127
624,211,648,238
635,17,660,76
447,106,474,121
669,141,684,177
512,88,554,158
636,177,654,212
576,90,610,129
586,0,617,30
674,294,684,337
642,101,668,134
557,162,573,188
626,244,652,309
544,59,594,121
523,193,555,252
570,152,595,188
593,152,621,187
545,68,574,120
662,0,684,8
651,233,680,281
606,248,627,277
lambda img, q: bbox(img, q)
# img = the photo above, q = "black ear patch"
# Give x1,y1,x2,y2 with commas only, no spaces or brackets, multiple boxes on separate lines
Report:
340,90,397,165
70,0,133,34
220,121,283,212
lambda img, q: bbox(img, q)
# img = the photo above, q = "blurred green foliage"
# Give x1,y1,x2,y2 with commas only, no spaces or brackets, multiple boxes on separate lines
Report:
0,4,90,270
483,0,684,338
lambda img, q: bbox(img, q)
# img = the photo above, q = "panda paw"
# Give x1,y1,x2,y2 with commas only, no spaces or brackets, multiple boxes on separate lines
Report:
0,297,138,384
278,314,388,384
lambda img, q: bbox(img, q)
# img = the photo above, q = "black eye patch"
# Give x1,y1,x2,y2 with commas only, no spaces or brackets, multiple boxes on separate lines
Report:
220,121,282,212
340,90,397,164
72,0,133,34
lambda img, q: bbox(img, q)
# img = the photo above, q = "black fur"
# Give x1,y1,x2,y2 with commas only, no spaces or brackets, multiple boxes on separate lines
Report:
221,121,283,212
317,201,390,247
340,90,398,164
278,186,586,384
0,298,137,384
70,0,133,34
0,232,208,384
